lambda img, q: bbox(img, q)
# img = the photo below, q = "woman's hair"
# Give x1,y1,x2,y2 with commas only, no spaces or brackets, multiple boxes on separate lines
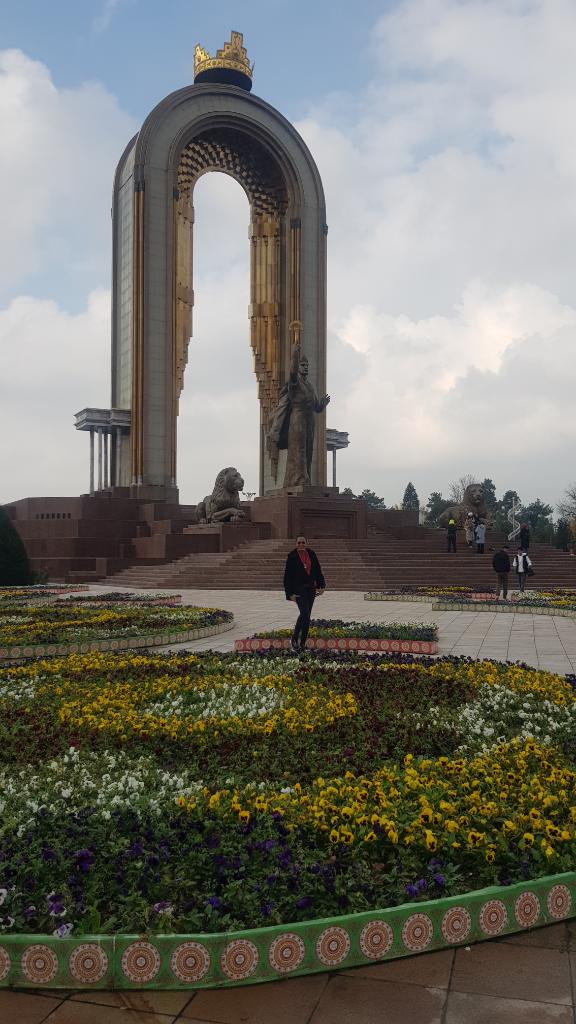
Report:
296,534,307,543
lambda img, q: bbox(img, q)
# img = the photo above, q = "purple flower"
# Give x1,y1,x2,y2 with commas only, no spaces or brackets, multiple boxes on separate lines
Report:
405,883,419,898
152,901,173,915
416,878,428,892
207,896,221,909
53,923,73,938
128,841,144,857
47,892,66,917
295,895,313,910
260,901,273,917
433,873,445,888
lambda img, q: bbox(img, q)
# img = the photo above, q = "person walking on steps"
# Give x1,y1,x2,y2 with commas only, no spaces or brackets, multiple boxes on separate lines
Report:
513,547,533,592
492,545,511,600
465,513,475,547
447,518,457,553
283,534,326,652
475,519,486,554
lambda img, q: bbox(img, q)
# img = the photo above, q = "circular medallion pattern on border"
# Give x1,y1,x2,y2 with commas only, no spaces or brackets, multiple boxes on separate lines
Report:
359,920,394,960
315,926,351,966
479,899,508,935
268,933,306,974
0,947,10,982
220,939,259,981
547,884,572,919
21,945,58,984
68,944,109,984
515,891,541,928
120,941,161,984
170,941,211,983
441,907,472,944
401,913,433,952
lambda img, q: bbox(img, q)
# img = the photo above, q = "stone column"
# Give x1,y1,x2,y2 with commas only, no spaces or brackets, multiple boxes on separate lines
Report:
97,429,103,491
332,448,337,488
103,431,109,490
89,430,95,495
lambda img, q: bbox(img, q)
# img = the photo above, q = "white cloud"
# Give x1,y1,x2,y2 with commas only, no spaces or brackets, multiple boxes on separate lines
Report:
0,49,136,299
0,291,109,503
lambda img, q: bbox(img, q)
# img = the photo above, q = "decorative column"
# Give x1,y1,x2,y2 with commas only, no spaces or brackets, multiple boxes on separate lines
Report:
103,431,109,490
97,429,103,491
89,430,95,495
332,448,337,488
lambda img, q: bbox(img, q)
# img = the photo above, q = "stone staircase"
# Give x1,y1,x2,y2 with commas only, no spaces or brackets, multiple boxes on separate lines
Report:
102,529,576,591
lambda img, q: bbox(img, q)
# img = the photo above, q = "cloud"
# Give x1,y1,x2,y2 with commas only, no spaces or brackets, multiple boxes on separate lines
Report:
92,0,125,34
0,291,109,503
294,0,576,504
0,49,137,300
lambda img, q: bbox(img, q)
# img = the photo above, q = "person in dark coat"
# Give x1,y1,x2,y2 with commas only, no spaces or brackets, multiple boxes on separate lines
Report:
283,534,326,651
492,545,511,600
446,518,457,553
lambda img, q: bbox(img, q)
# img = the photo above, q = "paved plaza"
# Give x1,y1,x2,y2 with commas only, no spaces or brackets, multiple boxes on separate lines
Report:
4,589,576,1023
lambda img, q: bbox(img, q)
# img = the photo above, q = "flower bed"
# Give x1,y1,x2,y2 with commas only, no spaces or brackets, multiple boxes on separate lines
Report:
62,592,183,607
252,620,438,641
0,603,233,662
2,650,576,988
0,585,89,606
236,620,438,654
433,596,576,618
365,587,495,603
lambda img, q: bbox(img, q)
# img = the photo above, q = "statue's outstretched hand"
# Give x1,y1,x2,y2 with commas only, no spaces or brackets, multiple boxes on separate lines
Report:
321,395,331,409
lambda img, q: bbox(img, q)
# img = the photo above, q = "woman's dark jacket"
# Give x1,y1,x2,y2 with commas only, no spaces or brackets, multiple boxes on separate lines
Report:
283,548,326,600
492,550,511,573
519,527,530,550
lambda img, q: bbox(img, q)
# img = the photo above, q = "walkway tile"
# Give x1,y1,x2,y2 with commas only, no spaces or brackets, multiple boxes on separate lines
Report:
444,990,573,1023
183,973,329,1023
0,990,63,1023
309,975,446,1023
71,989,193,1013
451,943,572,1004
342,948,453,987
43,1001,177,1023
499,922,568,949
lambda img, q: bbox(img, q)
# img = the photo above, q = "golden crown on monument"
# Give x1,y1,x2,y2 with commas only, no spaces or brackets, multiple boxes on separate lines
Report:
194,31,254,84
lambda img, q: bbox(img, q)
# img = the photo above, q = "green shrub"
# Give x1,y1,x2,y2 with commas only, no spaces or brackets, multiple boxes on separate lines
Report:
0,506,35,586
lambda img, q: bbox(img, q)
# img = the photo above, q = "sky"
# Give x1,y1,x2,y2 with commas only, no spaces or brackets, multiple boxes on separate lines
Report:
1,0,576,512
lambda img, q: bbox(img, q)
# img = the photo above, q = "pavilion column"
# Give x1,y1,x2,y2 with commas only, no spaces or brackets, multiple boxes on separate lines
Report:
103,431,109,489
332,448,337,488
97,429,103,491
89,430,95,495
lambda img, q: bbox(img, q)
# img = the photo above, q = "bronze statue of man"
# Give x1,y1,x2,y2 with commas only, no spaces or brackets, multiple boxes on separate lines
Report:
268,339,330,488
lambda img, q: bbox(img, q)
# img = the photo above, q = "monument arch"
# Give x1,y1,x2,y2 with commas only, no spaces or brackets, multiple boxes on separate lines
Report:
110,32,327,500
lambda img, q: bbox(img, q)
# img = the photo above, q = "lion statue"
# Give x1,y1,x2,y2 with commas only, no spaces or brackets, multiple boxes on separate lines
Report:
439,483,488,529
195,468,247,524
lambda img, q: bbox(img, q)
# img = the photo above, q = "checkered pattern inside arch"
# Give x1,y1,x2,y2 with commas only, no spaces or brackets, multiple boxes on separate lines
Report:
177,128,288,216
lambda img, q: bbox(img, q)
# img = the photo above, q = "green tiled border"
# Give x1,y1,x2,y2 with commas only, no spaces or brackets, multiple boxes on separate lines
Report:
364,593,435,603
1,873,574,990
235,636,438,655
0,618,234,663
432,601,576,619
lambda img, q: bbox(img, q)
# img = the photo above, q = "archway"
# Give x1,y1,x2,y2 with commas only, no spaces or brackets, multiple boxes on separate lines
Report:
110,38,327,500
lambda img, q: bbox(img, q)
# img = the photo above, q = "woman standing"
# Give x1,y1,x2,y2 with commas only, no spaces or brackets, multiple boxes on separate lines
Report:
513,547,533,592
475,519,486,554
283,534,326,651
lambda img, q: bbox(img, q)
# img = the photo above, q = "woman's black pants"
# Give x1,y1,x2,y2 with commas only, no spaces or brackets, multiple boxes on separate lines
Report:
293,587,316,648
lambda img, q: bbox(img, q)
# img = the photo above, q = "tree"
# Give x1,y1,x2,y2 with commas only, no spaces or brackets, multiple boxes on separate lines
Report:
448,474,477,504
342,487,355,497
557,483,576,521
481,478,498,512
401,482,419,511
522,499,554,543
358,489,386,508
0,507,35,586
555,518,572,552
424,491,451,527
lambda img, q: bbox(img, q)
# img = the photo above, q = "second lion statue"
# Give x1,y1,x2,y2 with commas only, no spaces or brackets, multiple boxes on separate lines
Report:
195,468,247,524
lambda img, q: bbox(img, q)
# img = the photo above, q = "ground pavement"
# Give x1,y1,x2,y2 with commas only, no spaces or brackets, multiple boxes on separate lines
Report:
5,588,576,1024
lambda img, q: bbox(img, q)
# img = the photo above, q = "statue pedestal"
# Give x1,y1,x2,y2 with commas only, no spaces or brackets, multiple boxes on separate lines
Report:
251,492,367,540
264,485,340,498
